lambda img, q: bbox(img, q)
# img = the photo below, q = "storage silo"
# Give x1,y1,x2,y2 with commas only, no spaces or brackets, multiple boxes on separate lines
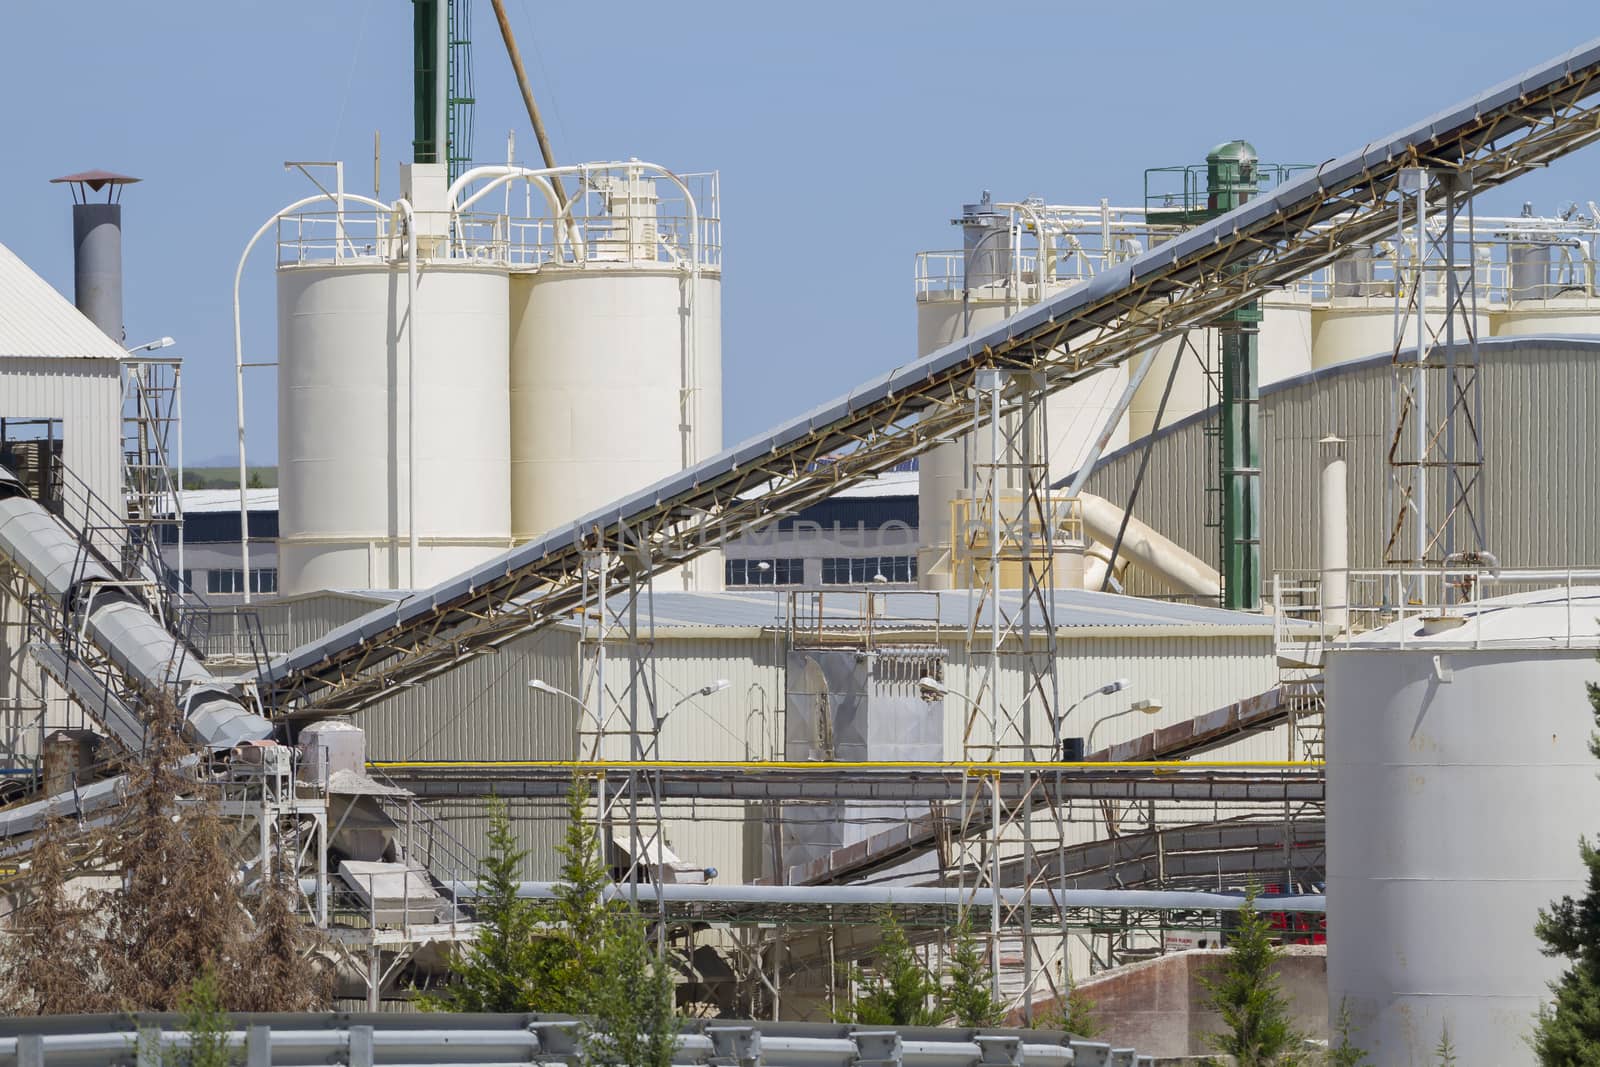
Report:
1493,235,1600,336
277,166,511,593
1325,586,1600,1065
914,196,1126,589
509,168,721,590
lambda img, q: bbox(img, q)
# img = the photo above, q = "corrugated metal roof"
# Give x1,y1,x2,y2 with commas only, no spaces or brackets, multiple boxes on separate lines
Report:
0,241,128,360
562,588,1274,633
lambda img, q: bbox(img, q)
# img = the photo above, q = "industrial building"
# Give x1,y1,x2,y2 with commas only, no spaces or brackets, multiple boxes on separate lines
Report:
0,16,1599,1065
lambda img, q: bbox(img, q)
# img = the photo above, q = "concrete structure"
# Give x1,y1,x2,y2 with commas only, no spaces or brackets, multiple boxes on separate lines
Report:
1031,946,1327,1060
1325,585,1600,1065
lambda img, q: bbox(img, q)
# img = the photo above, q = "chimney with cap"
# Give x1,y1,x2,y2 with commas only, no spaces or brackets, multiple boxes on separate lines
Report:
49,170,141,342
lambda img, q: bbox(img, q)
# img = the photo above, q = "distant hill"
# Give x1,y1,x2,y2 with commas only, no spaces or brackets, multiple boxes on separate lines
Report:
183,466,277,490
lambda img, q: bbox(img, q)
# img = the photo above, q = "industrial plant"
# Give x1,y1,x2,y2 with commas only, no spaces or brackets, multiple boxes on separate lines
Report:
3,7,1600,1066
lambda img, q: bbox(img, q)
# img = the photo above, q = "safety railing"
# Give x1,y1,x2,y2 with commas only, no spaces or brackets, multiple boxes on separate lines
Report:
1272,566,1600,654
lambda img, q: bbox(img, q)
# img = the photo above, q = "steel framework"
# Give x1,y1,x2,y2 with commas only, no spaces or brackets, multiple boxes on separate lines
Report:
262,40,1600,720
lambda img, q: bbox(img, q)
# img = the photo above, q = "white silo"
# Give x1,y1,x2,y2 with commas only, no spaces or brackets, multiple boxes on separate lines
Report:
913,196,1127,589
1311,244,1488,369
508,166,721,590
1325,585,1600,1065
276,164,512,593
1492,235,1600,336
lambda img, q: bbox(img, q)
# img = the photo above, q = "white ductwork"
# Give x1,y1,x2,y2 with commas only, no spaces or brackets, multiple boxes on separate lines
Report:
1076,493,1222,600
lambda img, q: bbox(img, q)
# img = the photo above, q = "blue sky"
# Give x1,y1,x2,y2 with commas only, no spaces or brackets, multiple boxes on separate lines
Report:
1,1,1596,464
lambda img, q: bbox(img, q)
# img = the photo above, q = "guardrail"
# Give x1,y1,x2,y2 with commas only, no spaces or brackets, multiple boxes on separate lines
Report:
0,1014,1147,1066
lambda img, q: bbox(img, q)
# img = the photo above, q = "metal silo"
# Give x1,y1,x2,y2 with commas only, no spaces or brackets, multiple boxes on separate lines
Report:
276,165,511,593
913,195,1128,589
508,166,721,590
1325,584,1600,1064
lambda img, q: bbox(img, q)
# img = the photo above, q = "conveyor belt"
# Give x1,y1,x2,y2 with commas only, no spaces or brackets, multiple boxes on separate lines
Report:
264,40,1600,718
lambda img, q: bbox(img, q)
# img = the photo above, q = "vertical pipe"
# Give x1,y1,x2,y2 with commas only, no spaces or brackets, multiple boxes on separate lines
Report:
985,370,1003,1002
1320,436,1349,635
403,202,418,589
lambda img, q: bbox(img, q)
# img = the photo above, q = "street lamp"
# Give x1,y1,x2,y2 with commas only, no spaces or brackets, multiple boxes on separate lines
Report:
1086,698,1165,752
125,336,176,353
1059,678,1130,726
663,678,731,726
526,678,585,710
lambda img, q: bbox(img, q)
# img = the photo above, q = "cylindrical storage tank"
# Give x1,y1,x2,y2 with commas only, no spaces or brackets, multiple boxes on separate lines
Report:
915,296,1010,590
277,261,511,593
1326,588,1600,1065
913,293,1123,589
1127,326,1213,440
1493,297,1600,336
509,268,722,589
1259,288,1313,388
1311,301,1489,369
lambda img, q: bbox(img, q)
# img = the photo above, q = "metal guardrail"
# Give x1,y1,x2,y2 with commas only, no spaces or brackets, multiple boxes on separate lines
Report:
0,1014,1144,1067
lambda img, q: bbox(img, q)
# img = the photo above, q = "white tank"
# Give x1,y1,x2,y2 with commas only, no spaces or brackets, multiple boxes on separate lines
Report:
914,292,1126,589
1259,289,1314,387
1492,295,1600,336
1325,586,1600,1065
509,264,722,589
1311,297,1489,369
276,261,511,593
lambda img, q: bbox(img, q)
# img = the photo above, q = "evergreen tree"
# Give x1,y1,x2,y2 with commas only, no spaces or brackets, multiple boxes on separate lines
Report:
582,910,679,1067
1036,973,1102,1039
1434,1023,1457,1066
537,777,616,1014
421,797,544,1011
940,913,1004,1027
847,910,941,1026
1533,671,1600,1063
1202,884,1304,1066
171,967,234,1067
1325,998,1369,1067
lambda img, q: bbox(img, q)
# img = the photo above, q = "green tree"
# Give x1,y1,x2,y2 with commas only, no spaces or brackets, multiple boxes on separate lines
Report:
1434,1023,1457,1066
171,967,233,1067
421,797,544,1011
1202,884,1304,1066
583,910,678,1067
845,910,941,1026
1325,998,1369,1066
1533,670,1600,1063
1036,973,1102,1039
940,913,1004,1027
245,471,265,490
536,778,616,1014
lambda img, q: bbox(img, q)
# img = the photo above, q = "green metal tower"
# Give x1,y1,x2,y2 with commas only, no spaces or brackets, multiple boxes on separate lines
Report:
413,0,474,180
1146,142,1302,610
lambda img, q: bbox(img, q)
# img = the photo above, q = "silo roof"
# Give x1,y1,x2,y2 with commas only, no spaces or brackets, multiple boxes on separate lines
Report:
1342,584,1600,650
0,241,129,361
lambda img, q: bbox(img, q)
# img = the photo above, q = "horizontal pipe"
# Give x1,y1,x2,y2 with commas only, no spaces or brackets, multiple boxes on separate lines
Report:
443,880,1326,913
372,759,1319,772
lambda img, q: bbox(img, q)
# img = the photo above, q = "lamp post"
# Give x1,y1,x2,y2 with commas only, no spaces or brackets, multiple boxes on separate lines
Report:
1086,698,1166,753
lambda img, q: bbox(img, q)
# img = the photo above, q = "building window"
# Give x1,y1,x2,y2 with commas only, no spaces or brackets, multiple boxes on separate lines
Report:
821,556,917,585
726,557,803,586
206,568,277,595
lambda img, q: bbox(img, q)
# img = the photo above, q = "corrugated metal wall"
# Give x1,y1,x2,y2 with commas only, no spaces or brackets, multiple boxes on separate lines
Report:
324,611,1279,885
0,359,125,762
1080,339,1600,596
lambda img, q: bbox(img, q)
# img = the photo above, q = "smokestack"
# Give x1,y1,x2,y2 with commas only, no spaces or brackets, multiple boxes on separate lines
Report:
49,169,140,342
